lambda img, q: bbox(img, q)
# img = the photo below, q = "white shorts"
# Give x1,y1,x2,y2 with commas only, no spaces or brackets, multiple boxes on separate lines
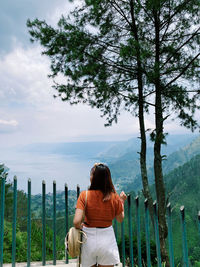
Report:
81,225,120,267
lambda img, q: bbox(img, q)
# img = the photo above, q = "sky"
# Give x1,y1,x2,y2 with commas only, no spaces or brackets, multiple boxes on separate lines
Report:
0,0,199,193
0,0,199,149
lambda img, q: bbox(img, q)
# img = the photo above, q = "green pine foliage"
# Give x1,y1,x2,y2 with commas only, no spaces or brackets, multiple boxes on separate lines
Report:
26,0,200,131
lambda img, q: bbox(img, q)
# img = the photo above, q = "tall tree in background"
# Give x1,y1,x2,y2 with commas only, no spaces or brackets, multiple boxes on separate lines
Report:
27,0,200,264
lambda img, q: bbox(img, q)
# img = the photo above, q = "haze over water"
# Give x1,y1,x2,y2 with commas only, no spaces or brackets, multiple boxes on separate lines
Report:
1,134,197,195
1,149,97,194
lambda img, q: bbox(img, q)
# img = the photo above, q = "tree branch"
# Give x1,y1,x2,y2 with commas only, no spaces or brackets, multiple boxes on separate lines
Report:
118,92,156,107
162,27,200,67
160,0,193,29
144,90,156,98
166,53,200,87
109,0,132,29
135,0,155,23
162,32,200,42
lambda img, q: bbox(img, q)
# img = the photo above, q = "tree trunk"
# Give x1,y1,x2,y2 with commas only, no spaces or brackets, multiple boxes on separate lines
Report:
154,4,169,266
138,76,154,223
154,106,169,265
130,0,154,222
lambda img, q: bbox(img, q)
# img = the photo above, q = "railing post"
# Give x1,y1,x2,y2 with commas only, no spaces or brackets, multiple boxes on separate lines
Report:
42,180,46,266
153,201,162,267
65,184,69,264
121,221,126,267
144,199,151,267
127,194,134,267
167,203,174,267
180,206,189,267
53,181,56,265
198,211,200,239
0,176,5,267
135,196,142,267
77,184,80,199
12,176,17,267
27,179,31,267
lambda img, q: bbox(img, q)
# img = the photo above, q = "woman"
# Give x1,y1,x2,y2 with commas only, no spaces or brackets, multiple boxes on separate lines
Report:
73,163,127,267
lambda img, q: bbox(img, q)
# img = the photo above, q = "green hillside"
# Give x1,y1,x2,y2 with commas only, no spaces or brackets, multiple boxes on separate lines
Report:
0,182,65,263
122,135,200,192
164,154,200,265
123,154,200,265
31,190,77,217
164,153,200,226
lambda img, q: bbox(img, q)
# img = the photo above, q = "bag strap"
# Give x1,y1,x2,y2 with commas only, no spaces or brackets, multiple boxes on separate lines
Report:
85,190,88,209
78,191,88,267
82,190,87,222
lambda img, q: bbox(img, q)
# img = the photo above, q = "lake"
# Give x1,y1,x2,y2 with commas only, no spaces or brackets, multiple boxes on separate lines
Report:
1,149,98,194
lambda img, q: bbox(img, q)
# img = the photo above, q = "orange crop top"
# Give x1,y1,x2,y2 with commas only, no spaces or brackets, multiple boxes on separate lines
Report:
76,190,123,228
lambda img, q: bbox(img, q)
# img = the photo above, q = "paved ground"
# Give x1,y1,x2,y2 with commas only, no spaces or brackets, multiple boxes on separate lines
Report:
4,260,122,267
4,260,76,267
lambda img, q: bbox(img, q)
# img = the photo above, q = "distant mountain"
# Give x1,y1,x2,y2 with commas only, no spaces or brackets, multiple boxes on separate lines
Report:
22,134,199,195
163,135,200,173
124,135,200,192
21,141,120,160
20,134,196,163
99,134,197,161
98,138,141,160
100,134,197,190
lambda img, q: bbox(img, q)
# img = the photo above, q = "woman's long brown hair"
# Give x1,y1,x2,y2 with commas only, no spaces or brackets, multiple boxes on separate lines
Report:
89,163,116,199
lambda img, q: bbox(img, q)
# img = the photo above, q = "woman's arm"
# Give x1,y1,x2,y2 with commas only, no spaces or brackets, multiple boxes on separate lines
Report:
73,208,84,229
116,191,127,223
116,210,125,223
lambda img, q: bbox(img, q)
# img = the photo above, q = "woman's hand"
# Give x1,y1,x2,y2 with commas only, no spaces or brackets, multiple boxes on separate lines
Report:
73,208,84,229
119,191,127,204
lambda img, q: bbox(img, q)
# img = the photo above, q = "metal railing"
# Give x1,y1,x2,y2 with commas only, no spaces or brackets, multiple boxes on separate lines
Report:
0,176,200,267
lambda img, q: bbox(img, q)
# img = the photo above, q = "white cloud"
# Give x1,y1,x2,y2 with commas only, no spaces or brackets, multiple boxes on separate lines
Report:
0,43,140,146
0,0,141,146
0,118,19,133
0,44,53,106
1,0,198,148
0,119,18,126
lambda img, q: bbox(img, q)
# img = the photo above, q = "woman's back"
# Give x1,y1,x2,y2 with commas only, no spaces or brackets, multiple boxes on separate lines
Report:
76,190,123,228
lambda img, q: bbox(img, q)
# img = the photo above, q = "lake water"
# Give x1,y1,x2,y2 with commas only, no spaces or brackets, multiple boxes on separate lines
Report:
1,149,98,194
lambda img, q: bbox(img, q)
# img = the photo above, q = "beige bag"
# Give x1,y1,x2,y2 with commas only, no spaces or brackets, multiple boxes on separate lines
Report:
65,191,88,258
65,227,87,258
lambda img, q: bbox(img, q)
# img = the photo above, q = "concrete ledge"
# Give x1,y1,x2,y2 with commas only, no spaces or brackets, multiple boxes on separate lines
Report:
4,260,122,267
4,260,76,267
